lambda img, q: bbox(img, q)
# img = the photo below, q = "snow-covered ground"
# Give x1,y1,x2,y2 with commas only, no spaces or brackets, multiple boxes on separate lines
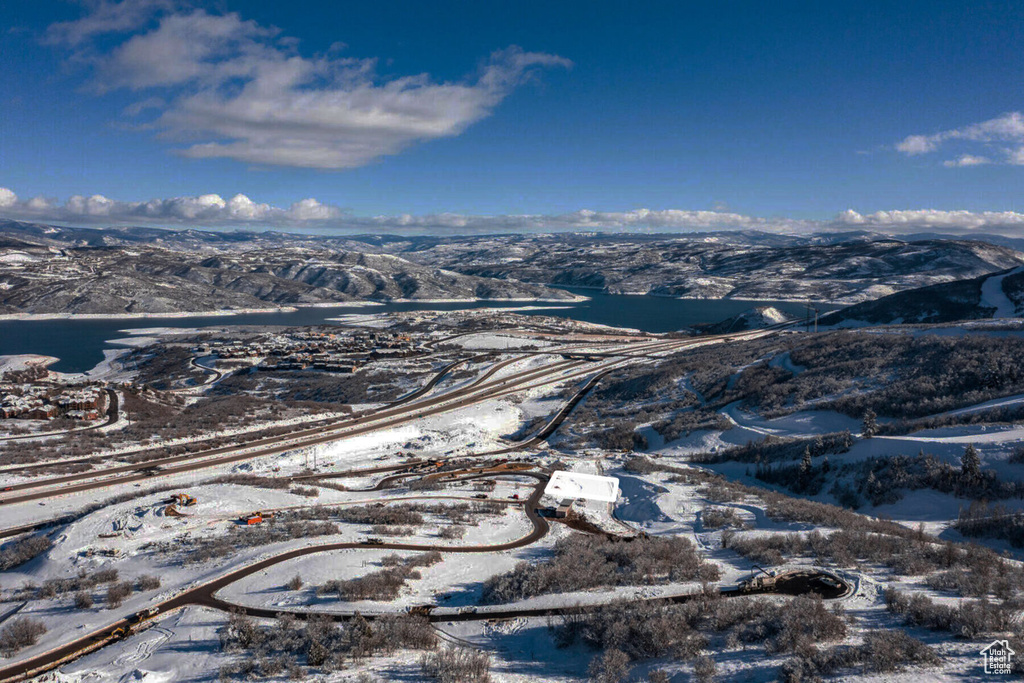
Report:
4,318,1022,682
980,265,1024,318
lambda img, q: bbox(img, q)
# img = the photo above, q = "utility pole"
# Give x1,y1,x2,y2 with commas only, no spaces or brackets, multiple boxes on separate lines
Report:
804,304,819,333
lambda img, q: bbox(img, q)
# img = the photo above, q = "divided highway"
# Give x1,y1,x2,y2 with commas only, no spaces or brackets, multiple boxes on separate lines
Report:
0,326,801,681
0,333,746,506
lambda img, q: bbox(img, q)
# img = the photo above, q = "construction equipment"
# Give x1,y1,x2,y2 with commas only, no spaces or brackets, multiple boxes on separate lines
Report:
738,566,778,593
407,604,436,616
131,607,160,622
171,493,197,507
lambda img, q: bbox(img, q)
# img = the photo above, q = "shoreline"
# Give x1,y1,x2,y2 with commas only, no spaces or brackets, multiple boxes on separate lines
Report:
0,295,587,322
532,283,847,306
0,306,298,322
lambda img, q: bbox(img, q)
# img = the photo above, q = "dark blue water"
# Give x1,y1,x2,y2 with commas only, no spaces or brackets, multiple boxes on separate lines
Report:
0,290,832,373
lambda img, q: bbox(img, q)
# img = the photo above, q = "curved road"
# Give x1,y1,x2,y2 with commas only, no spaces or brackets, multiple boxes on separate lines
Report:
0,327,799,680
0,463,850,682
0,332,700,503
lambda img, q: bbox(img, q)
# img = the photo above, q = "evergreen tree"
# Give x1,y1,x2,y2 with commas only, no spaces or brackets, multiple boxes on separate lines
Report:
862,409,878,438
961,443,982,483
800,447,813,475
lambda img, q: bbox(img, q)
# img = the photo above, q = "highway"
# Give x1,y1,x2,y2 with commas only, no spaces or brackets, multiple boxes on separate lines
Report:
0,332,741,506
0,326,802,681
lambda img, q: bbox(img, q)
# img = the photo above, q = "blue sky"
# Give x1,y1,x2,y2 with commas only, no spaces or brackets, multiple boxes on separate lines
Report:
3,0,1024,234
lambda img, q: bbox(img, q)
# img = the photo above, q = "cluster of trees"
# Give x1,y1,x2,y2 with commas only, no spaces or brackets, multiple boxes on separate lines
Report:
593,424,649,451
0,617,46,657
557,592,941,683
885,589,1022,645
482,534,719,604
954,500,1024,547
754,454,832,496
0,534,52,571
653,410,733,443
840,446,1023,506
556,594,874,683
335,504,425,526
21,567,116,602
243,366,428,406
181,518,340,564
37,572,156,611
437,525,466,540
2,364,48,383
218,611,436,678
780,630,939,682
712,437,1017,509
695,432,853,465
555,345,718,449
881,401,1024,436
701,507,749,530
420,646,491,683
319,552,443,602
128,346,203,390
723,528,1024,598
733,333,1024,420
627,456,1024,595
560,330,1024,449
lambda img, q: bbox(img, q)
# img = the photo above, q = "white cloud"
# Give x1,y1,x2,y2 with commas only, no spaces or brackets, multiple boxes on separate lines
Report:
5,186,1024,237
45,5,571,169
895,135,938,155
1008,147,1024,165
44,0,175,46
833,209,1024,233
896,112,1024,167
0,188,17,208
0,187,340,226
943,154,991,168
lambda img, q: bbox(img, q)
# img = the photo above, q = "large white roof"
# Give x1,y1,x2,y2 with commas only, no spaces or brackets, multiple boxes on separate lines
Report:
544,470,620,503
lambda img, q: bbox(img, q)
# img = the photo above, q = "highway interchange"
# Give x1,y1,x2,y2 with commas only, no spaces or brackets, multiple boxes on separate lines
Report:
0,322,853,682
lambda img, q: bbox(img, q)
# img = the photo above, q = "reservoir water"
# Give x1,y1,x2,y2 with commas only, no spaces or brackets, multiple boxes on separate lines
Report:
0,289,835,373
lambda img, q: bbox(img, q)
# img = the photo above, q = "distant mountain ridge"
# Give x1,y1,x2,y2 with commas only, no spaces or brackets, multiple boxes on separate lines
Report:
2,220,1023,316
379,233,1024,305
0,232,574,316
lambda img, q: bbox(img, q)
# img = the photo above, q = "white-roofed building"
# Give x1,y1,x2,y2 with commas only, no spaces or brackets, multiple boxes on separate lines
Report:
544,470,620,503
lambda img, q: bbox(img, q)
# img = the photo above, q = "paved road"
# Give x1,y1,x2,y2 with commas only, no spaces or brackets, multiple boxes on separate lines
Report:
0,333,699,504
0,332,700,484
0,469,550,683
0,462,850,682
0,327,796,681
0,355,588,504
0,352,484,475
